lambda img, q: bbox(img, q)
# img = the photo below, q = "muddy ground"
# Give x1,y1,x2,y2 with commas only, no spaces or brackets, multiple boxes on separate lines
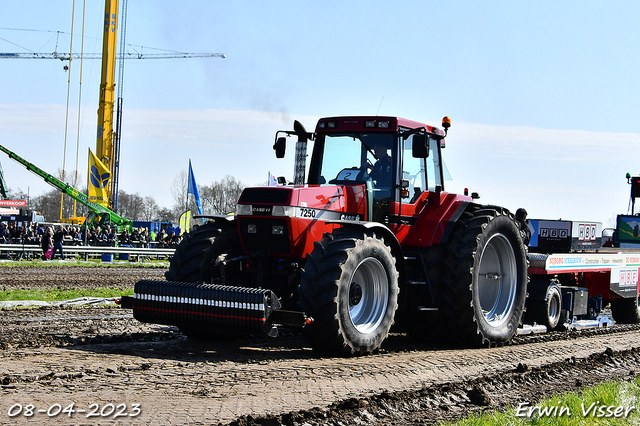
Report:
2,266,640,425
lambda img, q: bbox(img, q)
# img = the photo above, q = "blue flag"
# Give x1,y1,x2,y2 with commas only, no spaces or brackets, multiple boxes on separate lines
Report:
187,159,203,216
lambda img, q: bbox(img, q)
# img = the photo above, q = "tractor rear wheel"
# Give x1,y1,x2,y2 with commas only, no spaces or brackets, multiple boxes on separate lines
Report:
165,222,230,283
299,228,399,356
442,206,528,346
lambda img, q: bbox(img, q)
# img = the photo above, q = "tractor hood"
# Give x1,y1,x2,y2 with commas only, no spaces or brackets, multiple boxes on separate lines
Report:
236,184,368,257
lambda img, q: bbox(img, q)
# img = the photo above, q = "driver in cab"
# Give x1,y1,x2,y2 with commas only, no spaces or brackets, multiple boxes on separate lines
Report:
370,142,392,197
369,142,392,222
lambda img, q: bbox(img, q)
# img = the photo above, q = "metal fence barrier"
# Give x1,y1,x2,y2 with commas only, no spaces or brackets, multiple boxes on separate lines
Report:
0,243,175,261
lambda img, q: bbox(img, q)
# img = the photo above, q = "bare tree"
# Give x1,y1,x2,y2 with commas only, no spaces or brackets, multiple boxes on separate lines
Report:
156,207,175,222
117,190,147,220
6,188,29,204
141,196,159,221
200,175,246,215
6,167,250,224
171,171,188,212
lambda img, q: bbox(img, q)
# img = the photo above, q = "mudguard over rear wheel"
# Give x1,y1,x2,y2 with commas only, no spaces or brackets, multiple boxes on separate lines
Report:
442,206,528,346
299,228,399,356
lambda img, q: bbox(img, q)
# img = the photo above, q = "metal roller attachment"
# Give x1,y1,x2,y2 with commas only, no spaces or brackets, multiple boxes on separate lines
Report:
130,280,281,333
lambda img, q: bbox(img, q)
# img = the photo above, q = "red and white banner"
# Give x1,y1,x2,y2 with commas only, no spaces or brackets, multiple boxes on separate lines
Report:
0,200,26,207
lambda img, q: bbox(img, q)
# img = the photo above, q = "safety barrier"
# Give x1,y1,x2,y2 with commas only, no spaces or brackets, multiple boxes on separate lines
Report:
0,243,175,261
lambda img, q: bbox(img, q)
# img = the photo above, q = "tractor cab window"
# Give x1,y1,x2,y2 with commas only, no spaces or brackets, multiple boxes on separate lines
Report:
400,134,443,204
309,133,395,190
401,135,426,204
425,136,443,191
363,136,394,200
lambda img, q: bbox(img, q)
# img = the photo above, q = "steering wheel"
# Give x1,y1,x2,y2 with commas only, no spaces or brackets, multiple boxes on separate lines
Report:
362,158,374,175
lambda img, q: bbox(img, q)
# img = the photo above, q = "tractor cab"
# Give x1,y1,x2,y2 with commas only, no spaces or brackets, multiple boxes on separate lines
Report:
306,116,448,224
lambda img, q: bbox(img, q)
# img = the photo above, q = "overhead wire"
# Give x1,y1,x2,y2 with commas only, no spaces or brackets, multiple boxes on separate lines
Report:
0,36,34,52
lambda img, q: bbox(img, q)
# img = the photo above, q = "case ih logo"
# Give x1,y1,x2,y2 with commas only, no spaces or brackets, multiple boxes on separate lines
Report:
251,206,272,215
540,228,569,239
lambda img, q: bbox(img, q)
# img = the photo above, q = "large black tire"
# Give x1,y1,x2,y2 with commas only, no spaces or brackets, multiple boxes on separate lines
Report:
199,228,245,285
441,206,528,346
299,228,399,356
165,222,230,283
525,281,563,330
177,225,245,341
611,297,640,324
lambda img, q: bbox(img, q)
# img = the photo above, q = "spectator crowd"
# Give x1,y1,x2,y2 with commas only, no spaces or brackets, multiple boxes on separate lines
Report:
0,220,183,248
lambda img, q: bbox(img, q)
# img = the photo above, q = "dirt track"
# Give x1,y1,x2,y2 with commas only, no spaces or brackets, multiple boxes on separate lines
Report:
2,266,640,425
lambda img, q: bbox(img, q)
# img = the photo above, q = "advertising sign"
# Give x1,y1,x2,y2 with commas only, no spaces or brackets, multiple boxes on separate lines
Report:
616,215,640,245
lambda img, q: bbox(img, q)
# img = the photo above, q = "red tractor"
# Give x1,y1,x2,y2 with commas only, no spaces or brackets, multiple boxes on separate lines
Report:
123,116,530,356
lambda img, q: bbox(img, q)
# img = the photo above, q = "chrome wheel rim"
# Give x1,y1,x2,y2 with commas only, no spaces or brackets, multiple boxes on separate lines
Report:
348,258,389,334
477,233,517,328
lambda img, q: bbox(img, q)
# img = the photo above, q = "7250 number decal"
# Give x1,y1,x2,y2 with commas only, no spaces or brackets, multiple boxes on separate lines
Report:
298,208,316,218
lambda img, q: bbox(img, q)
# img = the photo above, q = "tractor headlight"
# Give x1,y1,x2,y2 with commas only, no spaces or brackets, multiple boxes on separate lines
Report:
272,225,284,235
272,205,296,217
237,204,252,215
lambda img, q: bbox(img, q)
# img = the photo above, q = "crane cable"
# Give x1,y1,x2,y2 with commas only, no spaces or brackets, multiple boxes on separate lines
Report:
60,0,76,221
60,1,87,222
72,0,87,219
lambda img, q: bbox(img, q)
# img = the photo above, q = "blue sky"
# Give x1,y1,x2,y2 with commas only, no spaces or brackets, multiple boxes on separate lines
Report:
1,1,640,225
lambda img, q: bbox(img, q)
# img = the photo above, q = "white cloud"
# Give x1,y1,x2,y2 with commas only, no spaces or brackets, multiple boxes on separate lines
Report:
0,104,319,209
0,104,636,225
445,121,640,224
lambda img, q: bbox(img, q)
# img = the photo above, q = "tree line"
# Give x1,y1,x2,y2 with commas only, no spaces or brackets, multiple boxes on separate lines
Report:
6,169,251,224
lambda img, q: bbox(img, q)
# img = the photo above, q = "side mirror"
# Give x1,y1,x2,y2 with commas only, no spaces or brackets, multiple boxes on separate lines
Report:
273,137,286,158
412,134,430,158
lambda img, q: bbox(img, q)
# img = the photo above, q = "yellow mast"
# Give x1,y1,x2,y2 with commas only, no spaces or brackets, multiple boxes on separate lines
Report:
96,0,118,209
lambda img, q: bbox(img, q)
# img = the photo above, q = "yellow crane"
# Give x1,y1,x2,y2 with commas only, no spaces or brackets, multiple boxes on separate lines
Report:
97,0,119,210
1,1,224,216
96,0,225,212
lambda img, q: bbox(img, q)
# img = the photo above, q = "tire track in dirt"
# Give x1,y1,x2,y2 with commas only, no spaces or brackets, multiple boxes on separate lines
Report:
2,317,640,425
2,266,640,425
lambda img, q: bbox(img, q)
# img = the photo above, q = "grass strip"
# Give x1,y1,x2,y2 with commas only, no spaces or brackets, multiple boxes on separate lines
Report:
0,287,134,301
0,259,167,268
445,376,640,425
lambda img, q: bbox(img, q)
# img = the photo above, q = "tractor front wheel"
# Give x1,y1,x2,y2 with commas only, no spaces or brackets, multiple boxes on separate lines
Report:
165,221,230,283
199,228,245,285
298,228,399,356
